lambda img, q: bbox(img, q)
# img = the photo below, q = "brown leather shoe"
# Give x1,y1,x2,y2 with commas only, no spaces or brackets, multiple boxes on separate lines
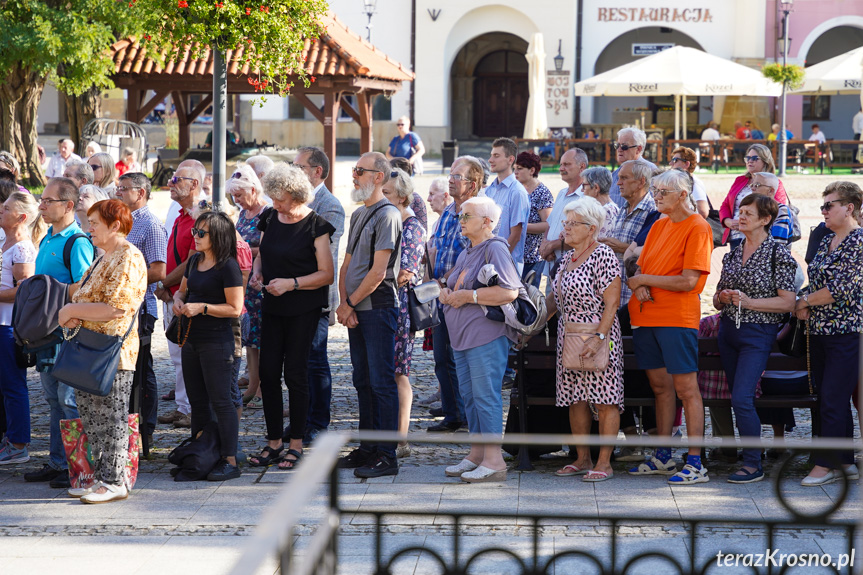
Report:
173,413,192,428
157,410,182,424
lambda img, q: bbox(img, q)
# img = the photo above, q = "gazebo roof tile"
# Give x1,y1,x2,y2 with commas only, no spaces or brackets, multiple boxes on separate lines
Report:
110,11,413,83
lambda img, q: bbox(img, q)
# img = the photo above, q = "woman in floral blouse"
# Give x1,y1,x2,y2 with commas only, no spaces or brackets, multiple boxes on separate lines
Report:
57,199,147,504
382,168,425,458
514,151,553,287
713,194,797,484
795,181,863,486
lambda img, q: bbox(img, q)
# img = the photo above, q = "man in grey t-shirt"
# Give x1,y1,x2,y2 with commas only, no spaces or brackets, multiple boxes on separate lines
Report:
336,152,402,478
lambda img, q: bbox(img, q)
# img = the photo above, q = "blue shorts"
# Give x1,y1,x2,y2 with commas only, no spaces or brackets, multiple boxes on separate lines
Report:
632,326,699,374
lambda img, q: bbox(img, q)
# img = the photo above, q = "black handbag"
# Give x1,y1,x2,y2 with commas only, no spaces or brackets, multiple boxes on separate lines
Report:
168,421,221,482
777,316,807,357
165,314,191,346
408,280,441,332
52,307,140,397
706,196,725,248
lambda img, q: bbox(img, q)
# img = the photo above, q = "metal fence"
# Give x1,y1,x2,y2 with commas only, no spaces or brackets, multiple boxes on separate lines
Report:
229,431,862,575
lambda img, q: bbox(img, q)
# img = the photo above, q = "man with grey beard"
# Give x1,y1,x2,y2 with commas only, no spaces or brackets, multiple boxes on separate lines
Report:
336,152,402,478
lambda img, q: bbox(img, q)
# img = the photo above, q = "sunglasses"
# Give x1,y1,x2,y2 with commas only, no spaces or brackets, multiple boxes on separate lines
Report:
353,166,383,176
613,142,638,151
819,200,846,212
396,123,405,127
170,176,197,185
89,164,102,171
743,155,761,163
650,186,677,197
669,157,685,164
458,213,482,223
190,227,209,238
562,220,592,228
198,199,213,210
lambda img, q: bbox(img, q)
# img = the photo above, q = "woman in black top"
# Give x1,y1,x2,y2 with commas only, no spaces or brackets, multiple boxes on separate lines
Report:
173,211,244,481
248,163,334,470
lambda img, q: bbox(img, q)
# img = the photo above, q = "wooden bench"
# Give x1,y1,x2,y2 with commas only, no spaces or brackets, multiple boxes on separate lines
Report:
509,333,817,470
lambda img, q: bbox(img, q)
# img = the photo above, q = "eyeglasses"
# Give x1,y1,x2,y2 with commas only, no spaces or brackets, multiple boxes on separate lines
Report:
743,155,761,163
749,182,771,191
396,123,405,127
669,157,685,165
562,220,592,228
819,200,846,212
292,163,315,171
458,213,483,223
39,198,66,205
352,166,383,176
89,164,102,171
650,186,677,198
170,176,197,185
448,174,466,182
190,227,209,238
198,199,213,210
115,186,141,193
613,142,639,151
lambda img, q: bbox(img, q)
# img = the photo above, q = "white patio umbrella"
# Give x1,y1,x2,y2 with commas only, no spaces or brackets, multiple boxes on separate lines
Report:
574,46,782,139
791,46,863,95
523,33,548,139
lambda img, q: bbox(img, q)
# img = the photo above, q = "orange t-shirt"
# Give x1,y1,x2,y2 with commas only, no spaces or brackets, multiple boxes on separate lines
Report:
629,214,712,330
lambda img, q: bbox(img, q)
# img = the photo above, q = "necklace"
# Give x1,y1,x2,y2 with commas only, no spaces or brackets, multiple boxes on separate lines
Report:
571,241,597,263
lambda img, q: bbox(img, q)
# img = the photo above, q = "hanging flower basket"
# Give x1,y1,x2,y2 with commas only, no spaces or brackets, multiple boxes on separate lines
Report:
761,63,805,90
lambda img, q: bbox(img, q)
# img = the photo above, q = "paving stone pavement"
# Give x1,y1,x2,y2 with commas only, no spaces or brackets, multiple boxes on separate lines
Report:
1,159,861,574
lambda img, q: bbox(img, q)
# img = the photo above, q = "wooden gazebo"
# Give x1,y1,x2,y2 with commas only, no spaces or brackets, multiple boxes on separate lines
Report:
110,12,414,191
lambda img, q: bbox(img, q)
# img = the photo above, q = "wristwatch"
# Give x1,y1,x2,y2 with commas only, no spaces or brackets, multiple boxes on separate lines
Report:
802,293,810,305
293,277,300,291
594,332,606,340
203,304,208,316
472,290,478,304
346,296,356,309
157,281,165,290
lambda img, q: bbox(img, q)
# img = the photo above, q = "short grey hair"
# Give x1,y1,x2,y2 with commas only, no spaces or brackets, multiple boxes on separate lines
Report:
246,155,275,179
754,172,779,193
617,127,647,148
563,147,589,170
229,163,263,196
261,162,313,204
562,196,606,241
118,172,152,199
651,169,694,211
362,152,392,185
296,146,330,179
429,177,448,194
61,138,75,149
581,166,612,195
64,160,94,185
461,196,501,229
389,168,414,207
622,159,654,188
78,184,110,203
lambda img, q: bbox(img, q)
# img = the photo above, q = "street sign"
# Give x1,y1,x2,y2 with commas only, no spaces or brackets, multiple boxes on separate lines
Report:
632,43,674,56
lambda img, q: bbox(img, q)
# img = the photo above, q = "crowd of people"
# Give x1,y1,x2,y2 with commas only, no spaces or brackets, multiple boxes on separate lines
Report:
0,126,860,500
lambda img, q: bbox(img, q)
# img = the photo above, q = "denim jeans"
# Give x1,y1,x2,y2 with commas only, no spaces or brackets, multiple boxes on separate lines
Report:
717,316,780,469
306,314,332,431
0,326,29,444
810,332,859,468
453,336,509,436
348,307,399,458
432,309,465,425
182,338,238,459
40,371,79,470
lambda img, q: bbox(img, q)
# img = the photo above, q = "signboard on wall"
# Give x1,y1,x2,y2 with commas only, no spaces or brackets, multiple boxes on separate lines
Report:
546,70,571,119
632,43,674,56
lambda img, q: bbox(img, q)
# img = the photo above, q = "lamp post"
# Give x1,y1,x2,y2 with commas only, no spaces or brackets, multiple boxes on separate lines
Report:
363,0,376,43
778,0,794,177
554,40,564,72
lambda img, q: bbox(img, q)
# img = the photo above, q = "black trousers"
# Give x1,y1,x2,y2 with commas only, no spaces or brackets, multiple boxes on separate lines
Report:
182,338,238,458
130,313,158,435
260,309,320,441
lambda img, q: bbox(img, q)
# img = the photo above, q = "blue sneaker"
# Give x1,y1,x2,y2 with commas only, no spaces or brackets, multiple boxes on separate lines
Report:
0,440,30,465
668,463,709,484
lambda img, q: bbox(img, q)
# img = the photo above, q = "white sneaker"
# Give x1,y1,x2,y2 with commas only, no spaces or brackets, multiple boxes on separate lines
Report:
68,483,98,498
80,482,128,504
445,459,478,477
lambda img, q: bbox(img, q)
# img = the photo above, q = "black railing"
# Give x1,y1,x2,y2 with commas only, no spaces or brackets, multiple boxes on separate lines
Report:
231,432,862,575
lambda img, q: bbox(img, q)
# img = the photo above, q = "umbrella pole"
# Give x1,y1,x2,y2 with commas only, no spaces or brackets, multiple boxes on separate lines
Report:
674,95,680,141
683,97,688,140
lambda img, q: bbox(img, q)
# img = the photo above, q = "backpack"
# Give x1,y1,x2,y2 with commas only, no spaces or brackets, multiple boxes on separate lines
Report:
63,233,93,272
785,200,802,243
12,274,70,352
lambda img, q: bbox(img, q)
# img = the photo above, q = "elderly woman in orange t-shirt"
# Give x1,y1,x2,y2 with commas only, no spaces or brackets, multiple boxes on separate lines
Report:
625,169,713,485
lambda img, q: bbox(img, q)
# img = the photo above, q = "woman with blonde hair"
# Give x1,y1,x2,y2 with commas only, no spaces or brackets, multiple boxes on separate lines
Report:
87,152,117,193
0,192,45,465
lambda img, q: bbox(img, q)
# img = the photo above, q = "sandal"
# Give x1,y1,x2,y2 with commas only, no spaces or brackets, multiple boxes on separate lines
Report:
628,456,678,476
554,464,589,477
248,445,284,467
277,449,303,470
246,396,263,410
668,463,710,485
583,470,613,482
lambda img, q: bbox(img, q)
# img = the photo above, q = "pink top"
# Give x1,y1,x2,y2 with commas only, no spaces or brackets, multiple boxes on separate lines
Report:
718,175,788,244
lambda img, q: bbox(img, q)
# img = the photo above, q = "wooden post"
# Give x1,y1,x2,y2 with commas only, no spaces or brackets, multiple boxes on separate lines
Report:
127,89,141,123
322,90,341,193
172,91,190,155
358,92,373,154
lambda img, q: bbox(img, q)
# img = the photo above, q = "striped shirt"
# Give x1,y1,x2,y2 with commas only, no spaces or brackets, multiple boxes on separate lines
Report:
610,193,657,306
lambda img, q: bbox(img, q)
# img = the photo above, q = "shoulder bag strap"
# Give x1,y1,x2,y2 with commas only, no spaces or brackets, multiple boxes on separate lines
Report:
171,220,181,265
348,203,390,256
121,303,144,341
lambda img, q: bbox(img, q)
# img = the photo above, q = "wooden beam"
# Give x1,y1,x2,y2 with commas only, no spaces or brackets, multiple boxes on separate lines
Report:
171,91,190,155
127,89,142,124
186,93,214,123
339,94,361,123
356,92,373,155
322,90,342,193
137,90,170,123
292,92,325,124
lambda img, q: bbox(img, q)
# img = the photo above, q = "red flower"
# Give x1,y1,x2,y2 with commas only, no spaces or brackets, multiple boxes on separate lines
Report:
178,0,188,7
215,1,223,6
144,34,152,41
245,7,251,14
259,5,269,13
310,76,316,83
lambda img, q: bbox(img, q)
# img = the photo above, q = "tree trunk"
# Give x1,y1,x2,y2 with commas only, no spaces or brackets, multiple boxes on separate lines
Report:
0,65,47,189
65,86,102,154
